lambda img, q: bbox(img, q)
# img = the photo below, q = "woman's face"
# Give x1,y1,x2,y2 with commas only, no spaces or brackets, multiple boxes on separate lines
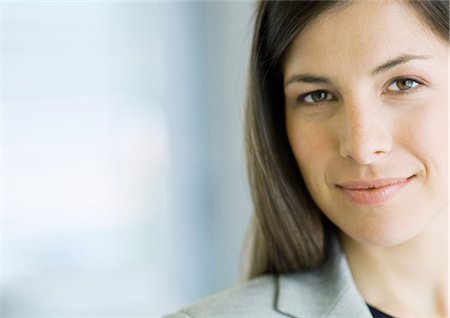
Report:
284,0,448,246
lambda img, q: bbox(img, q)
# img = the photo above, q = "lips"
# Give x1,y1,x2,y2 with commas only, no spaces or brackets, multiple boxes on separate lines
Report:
337,175,415,205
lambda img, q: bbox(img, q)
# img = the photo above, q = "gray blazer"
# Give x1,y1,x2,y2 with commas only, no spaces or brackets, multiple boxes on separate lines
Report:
164,239,373,317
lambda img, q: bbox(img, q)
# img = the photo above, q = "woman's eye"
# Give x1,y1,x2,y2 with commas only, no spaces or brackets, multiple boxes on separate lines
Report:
387,78,420,92
300,90,335,104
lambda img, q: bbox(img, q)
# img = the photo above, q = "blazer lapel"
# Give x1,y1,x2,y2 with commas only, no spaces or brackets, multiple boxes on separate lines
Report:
275,238,373,317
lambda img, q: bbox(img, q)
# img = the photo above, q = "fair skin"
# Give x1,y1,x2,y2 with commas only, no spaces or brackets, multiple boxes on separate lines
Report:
283,0,448,317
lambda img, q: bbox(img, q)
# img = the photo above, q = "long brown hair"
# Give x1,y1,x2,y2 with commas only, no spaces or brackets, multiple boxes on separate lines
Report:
243,0,449,280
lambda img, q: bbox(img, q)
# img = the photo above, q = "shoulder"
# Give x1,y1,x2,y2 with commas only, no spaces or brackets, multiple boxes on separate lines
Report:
163,274,284,318
163,239,372,318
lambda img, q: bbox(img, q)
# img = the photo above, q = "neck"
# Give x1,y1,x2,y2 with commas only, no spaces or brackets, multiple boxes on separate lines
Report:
340,209,448,317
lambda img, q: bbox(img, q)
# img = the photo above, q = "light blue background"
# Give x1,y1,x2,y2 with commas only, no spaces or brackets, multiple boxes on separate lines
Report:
1,0,255,316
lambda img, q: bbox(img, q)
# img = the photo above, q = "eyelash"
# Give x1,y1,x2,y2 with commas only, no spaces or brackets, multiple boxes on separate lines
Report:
296,77,424,106
386,77,422,93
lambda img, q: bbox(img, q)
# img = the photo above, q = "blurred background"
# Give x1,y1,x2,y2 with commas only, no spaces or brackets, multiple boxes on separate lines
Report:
1,0,255,316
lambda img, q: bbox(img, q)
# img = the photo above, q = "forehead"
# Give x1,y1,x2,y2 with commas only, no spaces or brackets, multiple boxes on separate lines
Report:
283,0,440,77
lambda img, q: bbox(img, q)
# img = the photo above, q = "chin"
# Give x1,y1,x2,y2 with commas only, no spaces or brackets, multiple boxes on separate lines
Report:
350,231,418,248
338,215,430,248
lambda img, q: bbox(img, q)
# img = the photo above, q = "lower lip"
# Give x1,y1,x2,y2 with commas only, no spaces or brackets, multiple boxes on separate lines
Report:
338,177,414,205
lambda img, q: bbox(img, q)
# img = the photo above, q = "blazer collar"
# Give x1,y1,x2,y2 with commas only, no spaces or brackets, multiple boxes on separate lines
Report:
275,238,373,317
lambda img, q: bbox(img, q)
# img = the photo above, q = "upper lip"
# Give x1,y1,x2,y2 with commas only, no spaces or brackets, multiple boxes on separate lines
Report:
337,176,414,190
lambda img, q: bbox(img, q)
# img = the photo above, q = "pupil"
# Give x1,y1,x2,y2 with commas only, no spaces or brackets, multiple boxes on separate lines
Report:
400,79,413,90
313,91,326,101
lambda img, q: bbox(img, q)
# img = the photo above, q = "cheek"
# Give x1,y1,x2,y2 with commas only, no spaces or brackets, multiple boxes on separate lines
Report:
286,121,335,192
399,98,448,191
425,103,448,197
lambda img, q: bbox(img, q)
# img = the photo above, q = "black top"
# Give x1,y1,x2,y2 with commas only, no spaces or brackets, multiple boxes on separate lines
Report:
368,304,395,318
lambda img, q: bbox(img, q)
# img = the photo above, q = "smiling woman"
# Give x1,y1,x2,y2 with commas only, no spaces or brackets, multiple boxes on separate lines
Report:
284,0,448,249
164,1,449,317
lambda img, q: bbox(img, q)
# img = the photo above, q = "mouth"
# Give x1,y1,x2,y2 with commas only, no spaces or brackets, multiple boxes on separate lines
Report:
336,175,416,205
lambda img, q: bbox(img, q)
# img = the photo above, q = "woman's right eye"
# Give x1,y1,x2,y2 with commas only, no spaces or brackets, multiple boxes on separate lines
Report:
298,90,335,105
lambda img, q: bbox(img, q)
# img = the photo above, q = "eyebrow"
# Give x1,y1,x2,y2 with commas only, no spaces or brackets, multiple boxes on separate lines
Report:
284,74,331,88
371,54,432,75
284,54,432,88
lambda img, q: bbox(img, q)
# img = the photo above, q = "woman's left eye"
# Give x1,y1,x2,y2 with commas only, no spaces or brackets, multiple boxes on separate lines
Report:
387,78,421,92
298,90,335,105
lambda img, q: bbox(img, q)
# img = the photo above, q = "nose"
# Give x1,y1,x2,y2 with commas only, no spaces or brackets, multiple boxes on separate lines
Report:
338,103,392,165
